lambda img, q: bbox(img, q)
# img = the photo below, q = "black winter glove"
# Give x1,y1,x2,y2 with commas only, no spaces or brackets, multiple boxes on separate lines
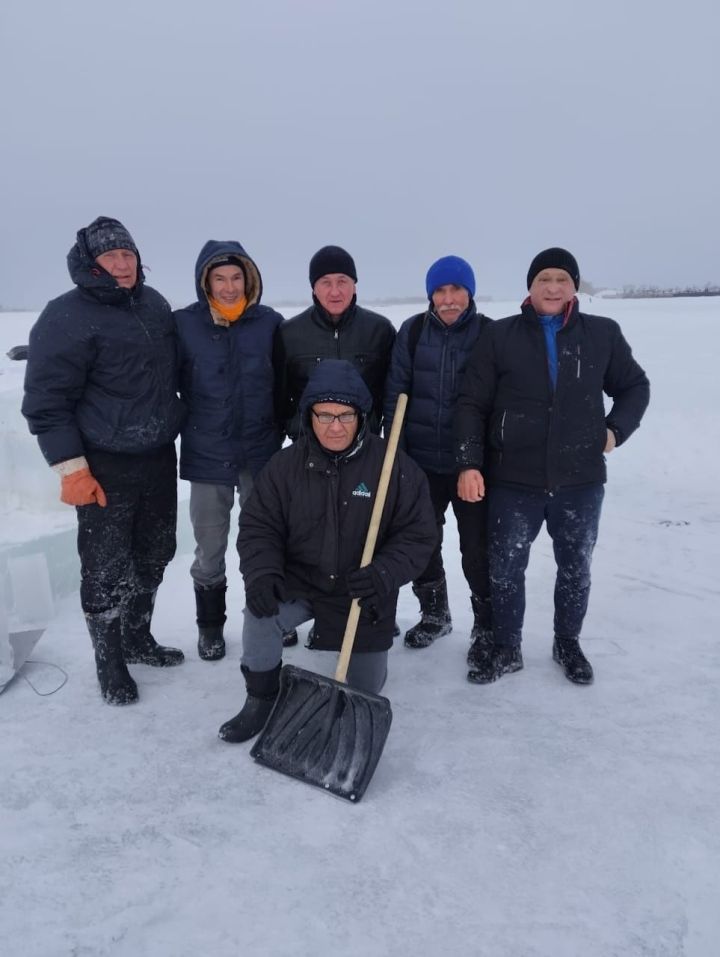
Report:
346,565,389,625
346,565,383,601
245,575,286,618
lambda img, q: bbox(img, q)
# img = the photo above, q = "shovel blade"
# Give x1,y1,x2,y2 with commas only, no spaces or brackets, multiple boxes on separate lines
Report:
250,664,392,802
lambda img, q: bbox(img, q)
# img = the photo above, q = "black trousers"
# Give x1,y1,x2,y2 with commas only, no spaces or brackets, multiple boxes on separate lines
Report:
415,470,489,599
77,445,177,615
488,484,604,648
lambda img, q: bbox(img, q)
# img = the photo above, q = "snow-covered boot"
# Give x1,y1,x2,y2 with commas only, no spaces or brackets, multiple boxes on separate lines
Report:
121,589,184,667
86,610,138,705
218,664,282,743
467,593,493,668
195,584,226,661
553,637,594,685
467,642,523,684
404,579,452,649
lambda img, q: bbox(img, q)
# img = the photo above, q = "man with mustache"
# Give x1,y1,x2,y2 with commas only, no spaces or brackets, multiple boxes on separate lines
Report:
384,256,493,663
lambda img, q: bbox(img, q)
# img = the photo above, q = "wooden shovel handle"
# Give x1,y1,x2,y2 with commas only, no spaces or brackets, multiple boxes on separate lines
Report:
335,393,408,684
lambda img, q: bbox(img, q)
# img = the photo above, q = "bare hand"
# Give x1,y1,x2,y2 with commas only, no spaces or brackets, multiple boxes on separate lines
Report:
457,469,485,502
604,429,617,453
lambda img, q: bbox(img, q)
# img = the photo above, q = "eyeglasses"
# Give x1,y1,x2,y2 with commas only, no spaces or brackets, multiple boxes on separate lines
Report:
311,409,358,425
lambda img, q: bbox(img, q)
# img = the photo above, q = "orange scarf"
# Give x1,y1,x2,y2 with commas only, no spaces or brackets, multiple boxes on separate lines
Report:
209,296,248,323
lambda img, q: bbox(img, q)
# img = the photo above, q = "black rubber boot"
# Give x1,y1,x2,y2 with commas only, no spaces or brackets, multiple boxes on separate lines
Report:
86,611,139,705
553,637,594,685
218,664,282,743
121,589,185,666
467,593,493,668
195,585,227,661
467,642,523,684
404,579,452,649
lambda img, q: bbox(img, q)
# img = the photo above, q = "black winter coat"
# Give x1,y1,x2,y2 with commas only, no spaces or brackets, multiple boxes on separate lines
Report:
274,299,396,440
454,300,650,489
238,433,437,652
384,302,491,474
175,240,283,484
22,235,185,466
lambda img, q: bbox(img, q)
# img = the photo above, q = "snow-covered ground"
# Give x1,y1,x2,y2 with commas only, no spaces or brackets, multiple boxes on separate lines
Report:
1,297,719,957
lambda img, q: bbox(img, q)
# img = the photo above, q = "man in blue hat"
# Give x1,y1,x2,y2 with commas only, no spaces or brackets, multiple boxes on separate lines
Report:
384,256,493,665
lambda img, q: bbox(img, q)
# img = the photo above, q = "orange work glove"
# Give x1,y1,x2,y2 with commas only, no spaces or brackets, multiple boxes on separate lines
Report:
60,468,107,507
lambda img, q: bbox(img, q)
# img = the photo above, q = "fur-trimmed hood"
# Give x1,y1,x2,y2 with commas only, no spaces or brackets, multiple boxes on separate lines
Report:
194,240,263,321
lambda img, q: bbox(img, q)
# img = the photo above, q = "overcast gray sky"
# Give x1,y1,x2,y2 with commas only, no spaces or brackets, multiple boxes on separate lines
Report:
1,0,718,309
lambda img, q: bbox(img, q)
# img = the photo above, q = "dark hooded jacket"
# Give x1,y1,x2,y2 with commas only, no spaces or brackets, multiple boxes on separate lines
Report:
22,224,185,466
238,360,436,652
384,301,492,474
454,299,650,489
174,240,284,483
274,297,396,441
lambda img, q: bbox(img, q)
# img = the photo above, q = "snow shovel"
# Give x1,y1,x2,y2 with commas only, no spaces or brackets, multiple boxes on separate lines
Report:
250,393,408,803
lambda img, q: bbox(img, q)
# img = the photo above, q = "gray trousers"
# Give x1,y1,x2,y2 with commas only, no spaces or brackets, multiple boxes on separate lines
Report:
242,597,388,695
189,473,254,588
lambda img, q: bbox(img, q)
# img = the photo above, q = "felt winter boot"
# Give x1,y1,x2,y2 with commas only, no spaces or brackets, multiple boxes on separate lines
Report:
195,584,227,661
553,637,594,685
467,642,523,684
86,610,138,705
467,593,493,668
218,663,282,743
121,589,184,666
404,579,452,649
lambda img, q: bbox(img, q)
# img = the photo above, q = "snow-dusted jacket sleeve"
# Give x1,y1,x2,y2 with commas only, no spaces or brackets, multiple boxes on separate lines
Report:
453,324,497,472
382,316,415,439
22,305,91,465
603,321,650,445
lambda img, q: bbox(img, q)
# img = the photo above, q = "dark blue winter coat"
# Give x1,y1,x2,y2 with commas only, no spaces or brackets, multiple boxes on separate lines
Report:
174,240,284,484
22,228,185,466
384,302,492,474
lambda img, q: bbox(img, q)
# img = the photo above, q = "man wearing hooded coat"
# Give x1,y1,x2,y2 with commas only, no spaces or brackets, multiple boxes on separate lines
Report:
22,216,186,705
174,240,285,661
218,359,437,743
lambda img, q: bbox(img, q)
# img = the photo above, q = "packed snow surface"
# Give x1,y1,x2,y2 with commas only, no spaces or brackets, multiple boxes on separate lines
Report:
1,297,718,956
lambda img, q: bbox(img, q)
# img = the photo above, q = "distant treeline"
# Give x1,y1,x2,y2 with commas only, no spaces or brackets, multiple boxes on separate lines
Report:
610,284,720,300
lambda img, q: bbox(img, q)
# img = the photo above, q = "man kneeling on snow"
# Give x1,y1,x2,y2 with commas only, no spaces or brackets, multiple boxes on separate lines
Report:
218,359,437,742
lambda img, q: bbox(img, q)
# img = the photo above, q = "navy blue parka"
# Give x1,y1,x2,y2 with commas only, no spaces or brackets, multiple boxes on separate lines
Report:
22,227,185,465
174,241,284,485
384,302,491,474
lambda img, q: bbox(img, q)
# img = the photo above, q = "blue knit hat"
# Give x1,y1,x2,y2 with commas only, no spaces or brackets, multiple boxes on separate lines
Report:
425,256,476,299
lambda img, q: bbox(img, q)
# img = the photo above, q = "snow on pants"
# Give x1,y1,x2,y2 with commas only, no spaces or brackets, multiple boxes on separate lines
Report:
77,444,177,615
488,484,604,648
188,471,254,588
415,470,490,600
241,598,388,694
